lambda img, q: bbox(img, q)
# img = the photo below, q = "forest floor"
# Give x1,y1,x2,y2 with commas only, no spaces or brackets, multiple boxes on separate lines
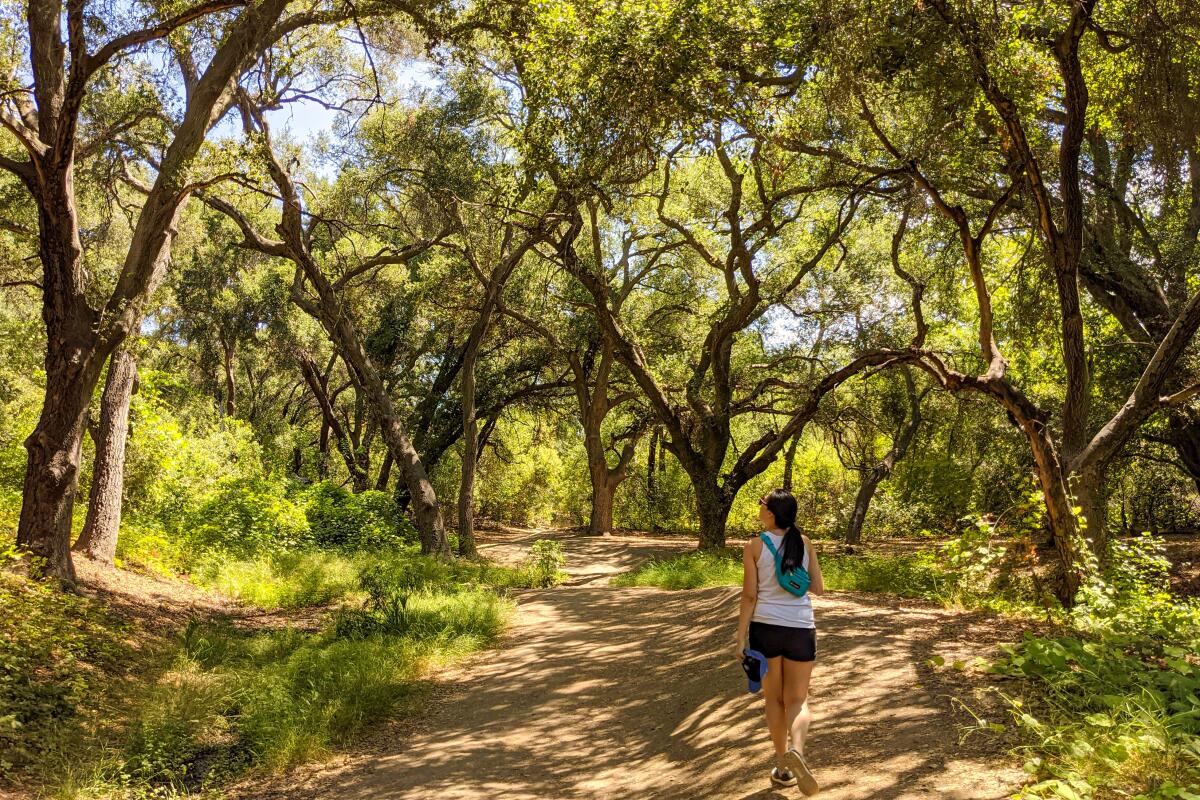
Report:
231,527,1030,800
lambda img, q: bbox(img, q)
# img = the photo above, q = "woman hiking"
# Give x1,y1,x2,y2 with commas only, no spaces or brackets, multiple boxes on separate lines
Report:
736,488,826,794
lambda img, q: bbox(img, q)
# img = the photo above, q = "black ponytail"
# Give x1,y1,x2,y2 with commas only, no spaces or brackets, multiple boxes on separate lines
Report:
764,489,805,574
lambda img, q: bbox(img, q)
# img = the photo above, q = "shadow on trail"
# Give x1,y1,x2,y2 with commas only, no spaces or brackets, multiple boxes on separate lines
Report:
243,531,1021,800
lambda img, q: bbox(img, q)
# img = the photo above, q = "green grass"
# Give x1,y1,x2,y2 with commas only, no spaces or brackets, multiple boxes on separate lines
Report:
612,545,952,600
193,540,568,611
2,542,539,799
820,551,951,600
194,550,362,609
611,549,743,589
92,589,512,791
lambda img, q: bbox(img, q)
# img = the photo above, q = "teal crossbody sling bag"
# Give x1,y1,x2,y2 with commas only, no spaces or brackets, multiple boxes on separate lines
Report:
759,532,811,597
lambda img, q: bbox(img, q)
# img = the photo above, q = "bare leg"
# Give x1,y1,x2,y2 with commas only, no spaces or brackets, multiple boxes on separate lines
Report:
760,655,788,767
783,658,815,755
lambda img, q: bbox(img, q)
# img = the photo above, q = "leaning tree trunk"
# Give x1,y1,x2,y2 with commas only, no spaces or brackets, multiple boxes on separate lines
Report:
457,327,485,558
375,450,393,492
845,471,885,548
846,374,923,546
74,348,137,564
782,434,800,493
1025,425,1083,606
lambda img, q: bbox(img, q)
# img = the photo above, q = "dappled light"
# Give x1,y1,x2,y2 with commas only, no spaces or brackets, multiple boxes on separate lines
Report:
2,0,1199,797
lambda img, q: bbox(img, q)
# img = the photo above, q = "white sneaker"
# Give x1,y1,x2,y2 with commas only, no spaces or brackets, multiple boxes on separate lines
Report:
782,748,819,795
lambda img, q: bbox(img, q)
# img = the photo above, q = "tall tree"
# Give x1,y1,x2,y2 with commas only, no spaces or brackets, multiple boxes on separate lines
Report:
715,0,1200,600
444,201,552,556
556,137,897,549
205,95,452,555
3,0,333,579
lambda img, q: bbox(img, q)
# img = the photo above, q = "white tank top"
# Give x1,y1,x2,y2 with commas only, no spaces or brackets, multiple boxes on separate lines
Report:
751,531,815,629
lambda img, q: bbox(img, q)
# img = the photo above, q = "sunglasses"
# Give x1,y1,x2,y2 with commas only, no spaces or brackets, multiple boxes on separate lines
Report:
758,497,768,508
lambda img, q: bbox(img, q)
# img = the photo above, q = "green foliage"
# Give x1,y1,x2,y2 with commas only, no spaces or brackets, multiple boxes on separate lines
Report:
196,542,567,611
473,412,576,526
986,534,1200,799
820,551,951,600
186,476,312,558
121,374,270,538
332,588,509,642
0,571,130,779
613,545,953,599
301,482,417,550
355,546,566,598
527,539,568,588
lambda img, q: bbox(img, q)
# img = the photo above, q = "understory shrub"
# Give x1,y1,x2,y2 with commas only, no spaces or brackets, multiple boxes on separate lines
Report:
300,482,417,550
186,476,311,558
987,534,1200,799
0,567,131,780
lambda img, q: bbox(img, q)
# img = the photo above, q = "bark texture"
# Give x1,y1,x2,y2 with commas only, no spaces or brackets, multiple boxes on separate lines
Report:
74,348,137,563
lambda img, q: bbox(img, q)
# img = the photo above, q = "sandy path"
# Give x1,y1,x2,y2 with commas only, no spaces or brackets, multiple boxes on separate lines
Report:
238,529,1024,800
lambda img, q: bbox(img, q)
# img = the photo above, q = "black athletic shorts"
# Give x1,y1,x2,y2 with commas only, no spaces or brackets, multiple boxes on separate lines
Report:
749,621,816,662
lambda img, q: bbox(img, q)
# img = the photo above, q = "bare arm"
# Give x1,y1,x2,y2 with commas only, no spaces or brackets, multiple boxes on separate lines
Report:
736,539,759,659
803,535,826,595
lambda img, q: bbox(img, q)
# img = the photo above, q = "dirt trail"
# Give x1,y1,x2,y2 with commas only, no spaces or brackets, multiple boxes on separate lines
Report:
238,529,1025,800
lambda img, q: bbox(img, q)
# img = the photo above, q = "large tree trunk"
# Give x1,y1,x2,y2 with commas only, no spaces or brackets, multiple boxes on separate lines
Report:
1073,462,1109,553
695,480,731,550
583,425,610,536
17,199,102,582
589,476,616,537
74,348,137,564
